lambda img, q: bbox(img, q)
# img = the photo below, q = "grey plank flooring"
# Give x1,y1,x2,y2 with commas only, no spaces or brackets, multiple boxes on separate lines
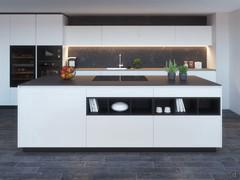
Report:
0,108,240,180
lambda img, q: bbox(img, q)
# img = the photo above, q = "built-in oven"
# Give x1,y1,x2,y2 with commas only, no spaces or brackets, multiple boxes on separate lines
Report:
37,46,62,78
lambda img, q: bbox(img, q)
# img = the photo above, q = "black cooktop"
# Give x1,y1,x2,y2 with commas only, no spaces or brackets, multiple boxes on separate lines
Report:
93,76,148,82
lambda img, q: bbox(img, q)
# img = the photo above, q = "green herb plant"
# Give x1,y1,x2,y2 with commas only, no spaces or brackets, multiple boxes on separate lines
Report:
132,58,142,69
165,60,178,73
178,65,188,74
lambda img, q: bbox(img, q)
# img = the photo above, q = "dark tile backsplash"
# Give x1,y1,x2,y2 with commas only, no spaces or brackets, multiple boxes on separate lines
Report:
68,47,207,68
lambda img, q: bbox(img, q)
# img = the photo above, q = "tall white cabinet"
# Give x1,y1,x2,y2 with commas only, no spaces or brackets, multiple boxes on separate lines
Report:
9,15,37,105
0,15,10,105
0,14,66,106
36,15,65,45
10,15,36,45
9,14,65,46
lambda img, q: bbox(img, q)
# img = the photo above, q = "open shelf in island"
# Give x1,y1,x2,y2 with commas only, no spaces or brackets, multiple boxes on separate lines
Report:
86,97,221,116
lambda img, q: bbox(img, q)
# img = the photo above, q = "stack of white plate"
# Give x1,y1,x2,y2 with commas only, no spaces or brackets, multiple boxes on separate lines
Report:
111,102,128,112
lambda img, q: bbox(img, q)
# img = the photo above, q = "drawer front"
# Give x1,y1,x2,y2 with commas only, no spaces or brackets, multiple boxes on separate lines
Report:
87,86,153,97
18,86,86,147
87,116,153,147
154,116,222,147
154,86,222,97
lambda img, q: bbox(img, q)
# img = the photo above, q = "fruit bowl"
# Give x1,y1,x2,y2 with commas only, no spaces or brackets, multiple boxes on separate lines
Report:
60,66,76,80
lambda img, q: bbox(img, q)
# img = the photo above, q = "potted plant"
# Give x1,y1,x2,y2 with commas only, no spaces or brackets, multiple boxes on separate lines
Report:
165,60,177,81
132,58,142,69
178,65,188,81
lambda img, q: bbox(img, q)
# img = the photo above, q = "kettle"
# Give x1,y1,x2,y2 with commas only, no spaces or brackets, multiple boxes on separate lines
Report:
67,57,77,67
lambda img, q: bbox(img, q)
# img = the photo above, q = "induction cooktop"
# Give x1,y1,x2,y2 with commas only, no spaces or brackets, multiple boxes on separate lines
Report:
93,76,148,81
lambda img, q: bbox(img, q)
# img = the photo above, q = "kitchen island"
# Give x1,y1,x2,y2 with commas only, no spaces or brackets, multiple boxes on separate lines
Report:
18,76,222,150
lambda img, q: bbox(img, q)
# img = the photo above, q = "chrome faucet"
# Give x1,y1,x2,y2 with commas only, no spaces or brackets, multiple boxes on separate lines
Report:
118,53,123,68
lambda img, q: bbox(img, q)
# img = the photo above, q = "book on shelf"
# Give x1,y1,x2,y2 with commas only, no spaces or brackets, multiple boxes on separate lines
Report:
89,98,93,112
93,98,99,112
89,98,99,113
176,98,186,113
181,99,186,112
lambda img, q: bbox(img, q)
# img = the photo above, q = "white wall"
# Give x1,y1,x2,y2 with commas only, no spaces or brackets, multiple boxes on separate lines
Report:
208,13,230,109
229,10,240,115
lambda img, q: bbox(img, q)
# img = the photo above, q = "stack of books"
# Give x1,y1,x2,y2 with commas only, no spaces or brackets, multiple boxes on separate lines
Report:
89,98,99,113
176,98,186,113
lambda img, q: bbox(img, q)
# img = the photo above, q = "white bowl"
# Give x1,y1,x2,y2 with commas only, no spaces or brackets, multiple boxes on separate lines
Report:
111,102,128,112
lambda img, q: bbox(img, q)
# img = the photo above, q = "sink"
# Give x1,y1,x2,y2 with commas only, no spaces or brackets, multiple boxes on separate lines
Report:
106,67,127,70
93,76,148,81
93,76,119,81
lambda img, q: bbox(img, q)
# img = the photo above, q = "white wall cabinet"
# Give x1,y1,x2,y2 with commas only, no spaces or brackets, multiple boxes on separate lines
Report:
64,25,212,46
10,15,36,45
102,26,140,45
64,26,101,45
18,87,86,147
0,15,10,105
36,15,65,45
139,26,175,45
175,26,212,45
87,116,153,147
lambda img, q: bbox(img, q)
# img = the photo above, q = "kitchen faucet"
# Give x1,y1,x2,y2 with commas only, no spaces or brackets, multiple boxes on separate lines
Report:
118,54,123,68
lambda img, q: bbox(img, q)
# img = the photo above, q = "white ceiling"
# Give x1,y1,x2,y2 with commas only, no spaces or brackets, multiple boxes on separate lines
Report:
0,0,240,15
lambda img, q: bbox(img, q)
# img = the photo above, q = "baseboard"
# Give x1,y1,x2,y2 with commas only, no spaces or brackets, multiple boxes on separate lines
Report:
21,148,217,152
0,106,17,109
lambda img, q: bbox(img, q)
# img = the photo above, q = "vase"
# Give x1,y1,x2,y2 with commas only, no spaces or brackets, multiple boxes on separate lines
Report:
179,73,187,81
168,72,176,81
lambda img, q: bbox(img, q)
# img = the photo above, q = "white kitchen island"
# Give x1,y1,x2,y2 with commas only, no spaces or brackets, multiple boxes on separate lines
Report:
18,75,222,150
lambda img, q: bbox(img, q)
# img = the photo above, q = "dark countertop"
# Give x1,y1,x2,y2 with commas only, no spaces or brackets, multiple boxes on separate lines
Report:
76,68,216,71
20,75,221,86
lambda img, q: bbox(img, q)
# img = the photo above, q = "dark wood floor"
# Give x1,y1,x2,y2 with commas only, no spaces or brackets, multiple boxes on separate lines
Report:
0,109,240,180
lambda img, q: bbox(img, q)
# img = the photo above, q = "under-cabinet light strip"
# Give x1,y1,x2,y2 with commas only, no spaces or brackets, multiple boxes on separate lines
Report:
64,45,209,48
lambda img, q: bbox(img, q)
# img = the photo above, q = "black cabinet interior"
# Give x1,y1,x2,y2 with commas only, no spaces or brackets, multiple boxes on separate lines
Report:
10,46,36,87
180,98,198,115
95,98,109,114
87,97,221,116
198,98,220,115
131,99,152,115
